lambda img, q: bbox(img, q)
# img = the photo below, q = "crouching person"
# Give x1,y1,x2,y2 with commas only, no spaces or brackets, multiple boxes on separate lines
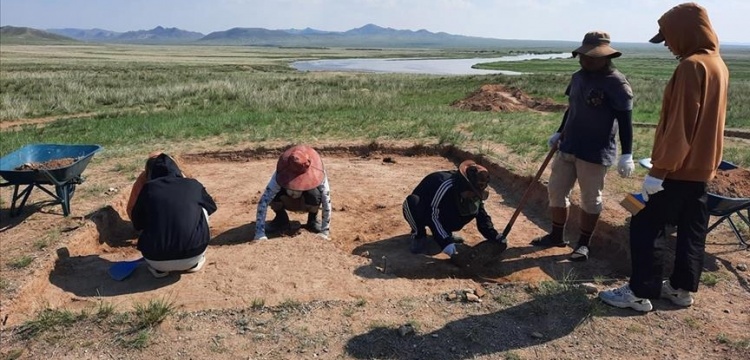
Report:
130,153,217,278
402,160,507,266
254,145,331,240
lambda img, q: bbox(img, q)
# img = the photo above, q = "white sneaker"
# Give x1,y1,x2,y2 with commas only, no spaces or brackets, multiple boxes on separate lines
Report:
599,284,653,312
147,265,169,278
661,280,694,307
186,255,206,273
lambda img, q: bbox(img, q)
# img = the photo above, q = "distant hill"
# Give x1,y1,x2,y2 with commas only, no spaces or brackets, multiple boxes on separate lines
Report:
47,26,204,44
0,26,78,44
27,23,577,49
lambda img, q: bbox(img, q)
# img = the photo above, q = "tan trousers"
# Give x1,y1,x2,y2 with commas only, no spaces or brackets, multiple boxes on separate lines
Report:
547,152,607,214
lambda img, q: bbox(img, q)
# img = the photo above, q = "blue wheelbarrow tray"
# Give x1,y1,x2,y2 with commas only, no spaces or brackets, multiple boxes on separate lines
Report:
0,144,102,217
638,158,750,248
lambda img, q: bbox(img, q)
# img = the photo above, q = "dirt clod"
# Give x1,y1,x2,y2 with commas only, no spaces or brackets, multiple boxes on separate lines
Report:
708,167,750,198
451,84,567,113
14,158,77,171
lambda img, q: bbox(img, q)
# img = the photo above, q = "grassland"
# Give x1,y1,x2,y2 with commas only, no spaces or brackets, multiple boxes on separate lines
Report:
1,44,749,166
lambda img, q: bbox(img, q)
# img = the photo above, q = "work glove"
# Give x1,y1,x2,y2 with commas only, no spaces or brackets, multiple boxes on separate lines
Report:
617,154,635,178
254,232,268,241
317,230,330,240
547,132,562,149
641,175,664,202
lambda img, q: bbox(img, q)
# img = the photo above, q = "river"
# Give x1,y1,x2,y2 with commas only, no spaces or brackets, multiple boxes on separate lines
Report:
291,53,570,75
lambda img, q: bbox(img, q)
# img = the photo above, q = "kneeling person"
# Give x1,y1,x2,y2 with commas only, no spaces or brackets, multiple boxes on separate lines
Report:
402,160,506,266
130,153,218,278
255,145,332,240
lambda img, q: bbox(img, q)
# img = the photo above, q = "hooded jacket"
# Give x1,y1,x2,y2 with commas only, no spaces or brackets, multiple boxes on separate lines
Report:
410,170,498,244
132,154,217,261
650,2,729,182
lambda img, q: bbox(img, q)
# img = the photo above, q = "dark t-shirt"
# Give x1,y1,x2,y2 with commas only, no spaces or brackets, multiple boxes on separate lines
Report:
559,69,633,166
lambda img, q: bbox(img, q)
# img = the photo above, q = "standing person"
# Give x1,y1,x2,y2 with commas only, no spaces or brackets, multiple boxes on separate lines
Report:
600,3,729,312
402,160,507,266
254,145,331,240
130,153,218,278
531,30,635,262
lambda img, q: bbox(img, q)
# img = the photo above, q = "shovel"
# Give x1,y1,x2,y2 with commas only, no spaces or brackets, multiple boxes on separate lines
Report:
108,257,144,281
498,145,558,242
462,146,557,268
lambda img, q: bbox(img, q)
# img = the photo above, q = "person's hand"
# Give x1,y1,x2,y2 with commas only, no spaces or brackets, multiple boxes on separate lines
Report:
254,232,268,241
547,132,562,149
317,230,330,240
641,175,664,201
617,154,635,178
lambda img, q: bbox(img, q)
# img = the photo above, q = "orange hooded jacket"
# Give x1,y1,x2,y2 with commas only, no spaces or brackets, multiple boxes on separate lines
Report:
650,2,729,182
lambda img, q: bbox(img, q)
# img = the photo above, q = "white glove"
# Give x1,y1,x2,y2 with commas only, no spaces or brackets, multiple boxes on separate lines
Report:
547,132,562,149
254,232,268,241
317,230,330,240
617,154,635,178
641,175,664,201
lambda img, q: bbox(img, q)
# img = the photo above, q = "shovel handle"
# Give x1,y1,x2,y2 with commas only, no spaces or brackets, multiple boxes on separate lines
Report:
500,146,557,239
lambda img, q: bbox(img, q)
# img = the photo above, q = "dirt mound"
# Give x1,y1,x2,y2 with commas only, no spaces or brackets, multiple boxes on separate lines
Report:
708,167,750,198
451,84,567,113
14,158,76,171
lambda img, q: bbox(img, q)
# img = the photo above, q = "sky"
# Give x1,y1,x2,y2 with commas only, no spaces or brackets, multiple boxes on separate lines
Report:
1,0,748,44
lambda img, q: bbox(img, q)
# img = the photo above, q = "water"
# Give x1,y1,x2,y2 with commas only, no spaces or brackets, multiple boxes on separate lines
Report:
291,53,570,75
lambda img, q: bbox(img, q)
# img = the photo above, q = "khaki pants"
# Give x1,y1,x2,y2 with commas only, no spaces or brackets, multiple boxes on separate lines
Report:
547,152,607,214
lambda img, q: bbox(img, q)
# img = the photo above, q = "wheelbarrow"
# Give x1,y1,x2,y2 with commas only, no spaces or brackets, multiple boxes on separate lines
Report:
0,144,102,217
639,158,750,248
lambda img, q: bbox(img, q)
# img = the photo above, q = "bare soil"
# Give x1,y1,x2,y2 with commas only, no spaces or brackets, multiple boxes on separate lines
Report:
14,158,77,171
709,168,750,198
0,142,748,359
451,84,568,113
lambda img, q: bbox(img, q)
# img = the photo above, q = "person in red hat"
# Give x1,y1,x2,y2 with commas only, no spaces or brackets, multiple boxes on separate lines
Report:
532,30,634,262
402,160,506,266
254,145,331,240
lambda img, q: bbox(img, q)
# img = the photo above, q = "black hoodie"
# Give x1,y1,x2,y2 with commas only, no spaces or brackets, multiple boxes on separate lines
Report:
132,154,217,261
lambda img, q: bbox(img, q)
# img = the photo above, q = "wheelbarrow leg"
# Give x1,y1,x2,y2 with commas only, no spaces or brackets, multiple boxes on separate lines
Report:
11,184,35,217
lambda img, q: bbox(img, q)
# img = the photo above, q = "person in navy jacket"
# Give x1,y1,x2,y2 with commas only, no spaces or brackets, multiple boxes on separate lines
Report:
402,160,506,266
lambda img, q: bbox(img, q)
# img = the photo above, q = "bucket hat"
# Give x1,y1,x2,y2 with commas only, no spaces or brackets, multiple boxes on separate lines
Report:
572,31,622,58
458,160,490,200
276,145,324,191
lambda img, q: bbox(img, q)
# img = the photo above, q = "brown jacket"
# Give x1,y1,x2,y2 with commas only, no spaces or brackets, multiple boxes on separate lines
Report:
650,3,729,182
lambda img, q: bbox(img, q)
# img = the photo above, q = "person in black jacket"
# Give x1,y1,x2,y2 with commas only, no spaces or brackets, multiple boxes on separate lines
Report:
402,160,507,266
131,153,217,278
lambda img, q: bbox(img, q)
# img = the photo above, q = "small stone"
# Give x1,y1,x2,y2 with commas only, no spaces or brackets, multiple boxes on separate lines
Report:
723,309,730,314
581,283,599,294
360,251,370,258
465,293,481,302
398,324,414,337
447,293,458,301
474,287,487,298
736,263,747,272
531,332,544,339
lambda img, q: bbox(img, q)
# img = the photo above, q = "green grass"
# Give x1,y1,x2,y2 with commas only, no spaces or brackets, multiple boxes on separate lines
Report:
8,255,33,269
132,298,174,329
700,272,722,287
1,44,748,168
17,308,82,339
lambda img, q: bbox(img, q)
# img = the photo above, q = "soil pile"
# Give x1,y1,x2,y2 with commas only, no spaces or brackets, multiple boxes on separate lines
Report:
708,167,750,198
14,157,76,171
451,84,567,112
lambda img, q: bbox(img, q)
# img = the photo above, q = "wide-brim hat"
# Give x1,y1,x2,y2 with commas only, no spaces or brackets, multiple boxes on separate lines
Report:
276,145,324,191
572,31,622,58
458,160,490,200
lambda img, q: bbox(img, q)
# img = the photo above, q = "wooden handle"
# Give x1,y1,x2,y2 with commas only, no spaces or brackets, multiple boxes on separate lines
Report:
500,147,557,239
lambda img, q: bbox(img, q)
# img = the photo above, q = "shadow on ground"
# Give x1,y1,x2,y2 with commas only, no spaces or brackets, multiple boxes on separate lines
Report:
346,290,591,359
49,254,178,296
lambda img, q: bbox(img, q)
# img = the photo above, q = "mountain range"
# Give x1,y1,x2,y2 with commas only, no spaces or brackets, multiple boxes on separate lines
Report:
1,24,576,48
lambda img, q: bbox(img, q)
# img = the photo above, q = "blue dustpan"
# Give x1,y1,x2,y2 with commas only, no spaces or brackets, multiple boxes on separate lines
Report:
108,258,144,281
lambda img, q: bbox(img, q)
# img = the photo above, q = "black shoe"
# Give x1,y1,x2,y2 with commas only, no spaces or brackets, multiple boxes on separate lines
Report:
305,212,322,233
266,209,290,233
449,234,465,244
409,235,427,254
530,234,569,248
569,245,589,261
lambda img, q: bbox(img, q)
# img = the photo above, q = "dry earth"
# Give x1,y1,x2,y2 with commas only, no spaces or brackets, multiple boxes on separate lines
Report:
0,141,748,360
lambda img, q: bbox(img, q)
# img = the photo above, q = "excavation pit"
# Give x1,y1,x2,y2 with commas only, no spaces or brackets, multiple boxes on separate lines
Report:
3,144,636,326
